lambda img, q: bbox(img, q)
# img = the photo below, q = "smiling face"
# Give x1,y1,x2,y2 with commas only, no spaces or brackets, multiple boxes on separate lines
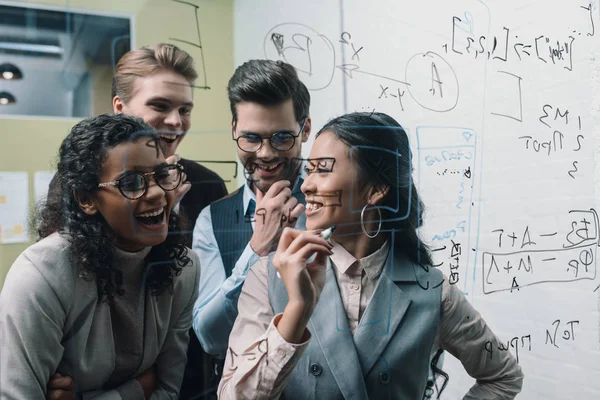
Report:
234,99,310,193
113,69,193,157
301,131,368,237
89,137,176,251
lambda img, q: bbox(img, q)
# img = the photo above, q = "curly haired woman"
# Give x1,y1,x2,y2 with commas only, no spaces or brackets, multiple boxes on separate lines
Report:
0,113,200,399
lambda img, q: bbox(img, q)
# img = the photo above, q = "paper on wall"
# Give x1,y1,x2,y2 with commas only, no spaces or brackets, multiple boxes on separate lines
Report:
0,172,29,244
34,171,56,205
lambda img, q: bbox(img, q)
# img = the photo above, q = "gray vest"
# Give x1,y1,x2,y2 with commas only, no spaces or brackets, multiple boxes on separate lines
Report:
210,188,252,278
268,244,442,400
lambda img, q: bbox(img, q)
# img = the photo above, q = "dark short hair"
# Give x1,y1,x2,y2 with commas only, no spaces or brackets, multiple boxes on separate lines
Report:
317,111,432,266
227,59,310,123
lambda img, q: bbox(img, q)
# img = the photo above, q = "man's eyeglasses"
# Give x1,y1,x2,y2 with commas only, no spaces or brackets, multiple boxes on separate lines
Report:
98,163,183,200
233,119,307,153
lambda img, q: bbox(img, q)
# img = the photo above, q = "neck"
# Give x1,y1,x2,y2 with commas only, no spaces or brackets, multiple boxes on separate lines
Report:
335,230,388,260
114,243,148,253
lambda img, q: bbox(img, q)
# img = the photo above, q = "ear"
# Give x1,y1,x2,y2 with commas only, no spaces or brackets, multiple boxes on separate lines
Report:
301,117,312,143
113,95,125,114
73,190,99,216
366,184,390,206
230,119,236,137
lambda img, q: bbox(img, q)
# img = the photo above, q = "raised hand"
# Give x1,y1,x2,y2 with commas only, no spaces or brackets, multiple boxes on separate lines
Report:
273,228,333,343
250,180,305,256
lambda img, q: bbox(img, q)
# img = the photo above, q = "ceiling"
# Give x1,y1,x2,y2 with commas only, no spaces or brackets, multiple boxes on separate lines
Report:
0,3,132,117
0,4,131,64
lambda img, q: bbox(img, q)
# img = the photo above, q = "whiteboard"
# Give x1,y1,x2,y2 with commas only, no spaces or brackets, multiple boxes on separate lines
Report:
235,0,600,398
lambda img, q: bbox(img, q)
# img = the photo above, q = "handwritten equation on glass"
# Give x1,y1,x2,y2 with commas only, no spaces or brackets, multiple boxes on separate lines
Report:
484,317,580,364
483,209,598,294
111,0,211,90
264,23,459,113
263,4,598,179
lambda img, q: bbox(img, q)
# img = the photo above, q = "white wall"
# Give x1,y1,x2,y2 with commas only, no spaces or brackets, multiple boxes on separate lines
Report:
235,0,600,398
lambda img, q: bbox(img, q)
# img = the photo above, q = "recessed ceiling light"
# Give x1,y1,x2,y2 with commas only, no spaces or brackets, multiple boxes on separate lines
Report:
0,91,16,104
0,63,23,80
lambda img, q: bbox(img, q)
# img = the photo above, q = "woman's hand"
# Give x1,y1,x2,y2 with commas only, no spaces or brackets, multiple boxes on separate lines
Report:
46,373,75,400
273,228,333,343
136,365,157,399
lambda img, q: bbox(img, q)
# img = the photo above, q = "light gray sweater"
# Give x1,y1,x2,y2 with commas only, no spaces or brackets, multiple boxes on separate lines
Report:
0,232,200,399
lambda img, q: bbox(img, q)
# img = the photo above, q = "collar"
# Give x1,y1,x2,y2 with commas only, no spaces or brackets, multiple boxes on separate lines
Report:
111,244,152,278
330,239,390,280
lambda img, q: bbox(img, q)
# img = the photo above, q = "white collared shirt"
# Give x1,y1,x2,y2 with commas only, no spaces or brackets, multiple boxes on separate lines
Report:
191,176,305,358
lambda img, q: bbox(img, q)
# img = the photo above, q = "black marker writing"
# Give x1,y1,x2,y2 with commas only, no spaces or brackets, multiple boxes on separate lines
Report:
581,3,596,36
169,0,210,89
484,334,531,364
545,319,579,348
568,161,579,179
429,62,443,97
490,70,523,122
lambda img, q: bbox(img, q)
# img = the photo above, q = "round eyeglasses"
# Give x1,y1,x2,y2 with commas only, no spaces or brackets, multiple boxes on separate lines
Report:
97,163,183,200
233,119,307,153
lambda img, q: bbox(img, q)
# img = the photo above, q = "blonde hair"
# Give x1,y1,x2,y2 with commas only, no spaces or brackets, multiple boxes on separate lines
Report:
112,43,198,102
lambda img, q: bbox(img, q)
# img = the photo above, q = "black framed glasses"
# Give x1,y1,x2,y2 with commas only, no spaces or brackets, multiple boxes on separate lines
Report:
233,118,307,153
98,163,183,200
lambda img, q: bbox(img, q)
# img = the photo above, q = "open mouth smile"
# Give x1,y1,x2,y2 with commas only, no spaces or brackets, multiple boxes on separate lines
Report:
135,206,166,227
160,134,179,144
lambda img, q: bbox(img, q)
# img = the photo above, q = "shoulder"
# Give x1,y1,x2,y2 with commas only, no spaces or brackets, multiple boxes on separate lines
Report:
2,233,75,305
250,255,271,281
17,233,73,279
179,158,224,182
187,247,201,273
390,251,443,285
242,255,271,299
194,205,213,234
211,186,244,207
173,247,201,295
439,276,474,318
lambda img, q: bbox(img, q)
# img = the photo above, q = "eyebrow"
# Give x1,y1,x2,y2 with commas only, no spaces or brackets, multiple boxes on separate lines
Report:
117,162,170,175
239,129,296,136
146,96,194,108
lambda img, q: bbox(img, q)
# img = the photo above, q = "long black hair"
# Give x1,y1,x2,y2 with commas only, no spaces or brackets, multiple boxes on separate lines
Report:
317,111,433,267
36,113,190,301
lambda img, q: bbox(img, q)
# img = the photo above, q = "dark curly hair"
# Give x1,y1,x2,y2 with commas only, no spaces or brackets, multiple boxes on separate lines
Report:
317,111,433,267
36,113,190,302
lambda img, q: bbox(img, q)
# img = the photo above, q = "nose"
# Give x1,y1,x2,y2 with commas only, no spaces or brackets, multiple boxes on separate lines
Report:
144,177,164,202
164,110,182,129
255,137,277,160
301,172,316,195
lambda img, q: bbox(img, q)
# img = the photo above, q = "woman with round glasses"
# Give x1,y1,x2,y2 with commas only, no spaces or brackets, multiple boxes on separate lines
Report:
97,163,184,200
43,43,228,399
0,113,201,399
218,112,523,399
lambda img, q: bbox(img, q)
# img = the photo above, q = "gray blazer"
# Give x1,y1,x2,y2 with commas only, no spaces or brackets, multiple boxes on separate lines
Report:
268,250,443,400
0,233,200,399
